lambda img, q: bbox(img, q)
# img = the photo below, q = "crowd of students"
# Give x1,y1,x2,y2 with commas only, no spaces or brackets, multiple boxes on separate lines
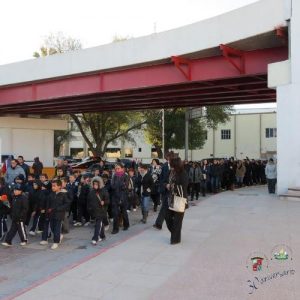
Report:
0,155,276,250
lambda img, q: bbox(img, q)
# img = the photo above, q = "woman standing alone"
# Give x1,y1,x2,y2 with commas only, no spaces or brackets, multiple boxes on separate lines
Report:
166,157,188,245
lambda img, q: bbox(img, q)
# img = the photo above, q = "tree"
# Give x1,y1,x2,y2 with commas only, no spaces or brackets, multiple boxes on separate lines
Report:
33,32,82,57
70,112,146,157
34,33,147,157
144,106,232,157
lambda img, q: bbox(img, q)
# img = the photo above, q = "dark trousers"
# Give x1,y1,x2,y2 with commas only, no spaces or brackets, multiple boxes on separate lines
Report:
42,218,51,241
151,192,160,210
211,176,219,193
165,209,184,244
25,206,34,226
50,218,62,243
69,200,78,221
200,180,207,196
267,179,277,194
30,212,45,232
0,215,8,238
154,192,169,228
77,202,90,223
190,182,200,200
127,192,138,210
112,202,129,231
92,217,105,241
5,220,27,244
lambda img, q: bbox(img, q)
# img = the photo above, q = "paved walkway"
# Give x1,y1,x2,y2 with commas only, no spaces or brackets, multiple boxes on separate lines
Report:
1,186,300,300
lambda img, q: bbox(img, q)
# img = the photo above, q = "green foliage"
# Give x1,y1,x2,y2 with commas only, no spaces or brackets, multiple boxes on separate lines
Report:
144,106,232,155
204,105,233,129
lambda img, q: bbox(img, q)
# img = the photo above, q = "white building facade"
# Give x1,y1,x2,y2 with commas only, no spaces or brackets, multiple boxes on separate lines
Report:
68,108,277,162
0,116,67,166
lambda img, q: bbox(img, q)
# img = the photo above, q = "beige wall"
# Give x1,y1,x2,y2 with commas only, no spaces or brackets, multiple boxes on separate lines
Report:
175,112,277,161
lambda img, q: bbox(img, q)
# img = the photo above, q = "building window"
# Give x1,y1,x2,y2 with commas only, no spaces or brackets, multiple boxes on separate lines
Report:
221,129,231,140
266,128,277,138
138,148,142,152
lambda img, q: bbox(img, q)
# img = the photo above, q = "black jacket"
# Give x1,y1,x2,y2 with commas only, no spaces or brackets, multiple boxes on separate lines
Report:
10,194,29,222
170,171,189,199
78,184,90,204
111,174,129,205
160,162,170,194
138,172,154,197
87,189,109,219
48,191,71,221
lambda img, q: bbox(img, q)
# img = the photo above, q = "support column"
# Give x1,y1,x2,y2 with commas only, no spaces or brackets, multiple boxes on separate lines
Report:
185,108,189,161
276,0,300,193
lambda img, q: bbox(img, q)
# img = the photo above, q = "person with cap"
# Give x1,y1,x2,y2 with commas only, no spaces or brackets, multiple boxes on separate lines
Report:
87,177,109,245
2,184,29,247
265,158,277,194
5,159,26,186
13,174,26,192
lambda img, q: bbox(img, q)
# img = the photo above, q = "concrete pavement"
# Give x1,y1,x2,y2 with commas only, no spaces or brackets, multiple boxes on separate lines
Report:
1,186,300,300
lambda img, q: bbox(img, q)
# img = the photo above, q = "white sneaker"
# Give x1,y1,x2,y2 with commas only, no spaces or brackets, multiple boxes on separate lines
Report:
20,242,27,246
29,231,36,236
2,242,12,247
40,240,48,245
36,230,43,234
84,222,90,227
51,243,59,250
91,240,97,245
133,208,137,212
74,222,82,227
126,210,131,213
60,234,64,243
98,238,102,242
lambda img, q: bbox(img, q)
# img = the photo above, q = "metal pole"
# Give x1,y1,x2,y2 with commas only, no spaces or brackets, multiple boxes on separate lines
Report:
185,108,189,160
162,109,165,159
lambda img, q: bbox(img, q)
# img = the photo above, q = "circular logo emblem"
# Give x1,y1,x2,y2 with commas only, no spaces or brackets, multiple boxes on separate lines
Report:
271,244,293,263
246,252,269,274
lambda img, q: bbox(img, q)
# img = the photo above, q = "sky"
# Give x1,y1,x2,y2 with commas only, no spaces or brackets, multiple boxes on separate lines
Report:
1,0,274,108
1,0,259,65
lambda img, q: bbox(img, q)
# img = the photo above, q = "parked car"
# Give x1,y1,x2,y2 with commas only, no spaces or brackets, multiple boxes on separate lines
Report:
71,157,102,171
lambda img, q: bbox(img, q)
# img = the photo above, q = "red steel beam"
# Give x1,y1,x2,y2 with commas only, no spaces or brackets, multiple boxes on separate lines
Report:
0,92,275,114
0,86,273,112
0,47,287,107
0,98,276,115
0,75,268,109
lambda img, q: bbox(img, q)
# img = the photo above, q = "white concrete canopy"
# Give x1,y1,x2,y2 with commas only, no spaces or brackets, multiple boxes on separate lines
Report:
0,0,291,87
